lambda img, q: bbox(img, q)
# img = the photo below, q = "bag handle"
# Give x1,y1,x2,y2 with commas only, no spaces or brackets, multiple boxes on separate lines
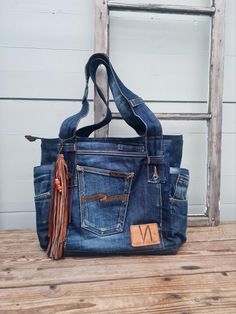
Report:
74,58,113,137
59,53,162,139
59,60,112,139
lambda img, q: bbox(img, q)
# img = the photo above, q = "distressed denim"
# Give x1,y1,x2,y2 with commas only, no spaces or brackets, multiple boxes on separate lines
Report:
30,53,189,256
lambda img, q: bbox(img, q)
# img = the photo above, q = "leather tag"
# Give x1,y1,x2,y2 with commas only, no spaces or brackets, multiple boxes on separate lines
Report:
130,223,160,247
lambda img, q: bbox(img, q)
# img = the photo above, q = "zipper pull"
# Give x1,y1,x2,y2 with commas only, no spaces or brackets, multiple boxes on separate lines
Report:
152,165,159,180
25,135,42,142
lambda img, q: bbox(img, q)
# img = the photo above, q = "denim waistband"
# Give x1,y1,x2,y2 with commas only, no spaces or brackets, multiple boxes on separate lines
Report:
58,135,183,155
60,140,146,153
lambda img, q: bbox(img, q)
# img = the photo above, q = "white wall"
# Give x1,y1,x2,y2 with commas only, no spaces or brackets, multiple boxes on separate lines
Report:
0,0,235,229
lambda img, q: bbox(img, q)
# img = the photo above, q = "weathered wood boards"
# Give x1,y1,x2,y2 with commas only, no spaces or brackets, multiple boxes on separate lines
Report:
0,223,235,313
206,0,226,225
108,1,215,16
94,0,109,137
112,112,212,120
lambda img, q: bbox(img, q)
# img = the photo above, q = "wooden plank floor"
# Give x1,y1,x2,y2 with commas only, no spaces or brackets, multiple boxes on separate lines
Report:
0,223,235,313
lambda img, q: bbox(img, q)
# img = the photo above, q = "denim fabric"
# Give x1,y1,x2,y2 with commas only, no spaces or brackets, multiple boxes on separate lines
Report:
33,164,54,249
31,53,189,256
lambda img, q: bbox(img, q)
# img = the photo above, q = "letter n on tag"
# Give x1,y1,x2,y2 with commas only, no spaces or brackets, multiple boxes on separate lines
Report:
130,223,160,247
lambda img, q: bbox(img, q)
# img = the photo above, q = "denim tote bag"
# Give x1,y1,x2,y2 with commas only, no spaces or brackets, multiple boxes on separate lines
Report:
26,53,189,260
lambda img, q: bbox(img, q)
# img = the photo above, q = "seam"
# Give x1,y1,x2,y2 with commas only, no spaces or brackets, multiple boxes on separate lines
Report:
76,150,147,157
34,191,51,200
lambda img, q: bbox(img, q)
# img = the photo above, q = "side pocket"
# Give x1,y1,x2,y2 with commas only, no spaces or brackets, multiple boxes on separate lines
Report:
170,168,189,243
34,164,54,250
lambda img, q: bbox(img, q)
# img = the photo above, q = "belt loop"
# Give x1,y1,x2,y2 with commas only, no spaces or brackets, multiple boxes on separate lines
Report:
58,139,65,154
145,135,148,155
145,136,150,166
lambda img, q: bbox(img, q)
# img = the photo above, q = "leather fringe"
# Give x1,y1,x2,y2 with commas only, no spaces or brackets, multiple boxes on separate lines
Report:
47,154,69,260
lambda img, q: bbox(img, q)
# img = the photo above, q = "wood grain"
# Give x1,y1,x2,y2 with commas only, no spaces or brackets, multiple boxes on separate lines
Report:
0,272,235,313
206,0,226,225
112,112,212,120
108,1,215,16
0,223,235,313
94,0,109,137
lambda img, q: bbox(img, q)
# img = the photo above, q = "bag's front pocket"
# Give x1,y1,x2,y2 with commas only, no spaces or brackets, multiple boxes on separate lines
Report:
77,165,134,236
34,164,54,249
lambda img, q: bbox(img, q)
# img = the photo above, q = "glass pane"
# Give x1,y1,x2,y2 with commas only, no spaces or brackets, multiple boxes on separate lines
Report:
110,11,211,102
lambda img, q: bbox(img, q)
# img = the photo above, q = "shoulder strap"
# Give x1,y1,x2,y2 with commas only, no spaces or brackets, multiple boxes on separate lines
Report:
59,53,162,139
59,59,112,139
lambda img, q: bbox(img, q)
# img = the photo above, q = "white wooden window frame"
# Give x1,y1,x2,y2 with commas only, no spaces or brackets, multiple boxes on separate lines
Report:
94,0,226,227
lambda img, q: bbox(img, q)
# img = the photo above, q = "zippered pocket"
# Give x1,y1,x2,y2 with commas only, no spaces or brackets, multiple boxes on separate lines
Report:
77,165,134,236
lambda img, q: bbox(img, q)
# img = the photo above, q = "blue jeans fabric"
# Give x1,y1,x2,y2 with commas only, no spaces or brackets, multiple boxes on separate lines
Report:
30,53,189,256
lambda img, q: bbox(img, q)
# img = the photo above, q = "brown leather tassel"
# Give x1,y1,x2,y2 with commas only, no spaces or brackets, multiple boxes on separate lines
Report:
47,154,69,260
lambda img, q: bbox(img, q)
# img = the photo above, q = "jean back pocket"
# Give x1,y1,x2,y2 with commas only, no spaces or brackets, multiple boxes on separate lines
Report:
77,165,134,236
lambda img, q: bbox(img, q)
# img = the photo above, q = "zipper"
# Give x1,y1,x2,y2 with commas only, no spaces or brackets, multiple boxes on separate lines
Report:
77,164,134,178
76,150,147,157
